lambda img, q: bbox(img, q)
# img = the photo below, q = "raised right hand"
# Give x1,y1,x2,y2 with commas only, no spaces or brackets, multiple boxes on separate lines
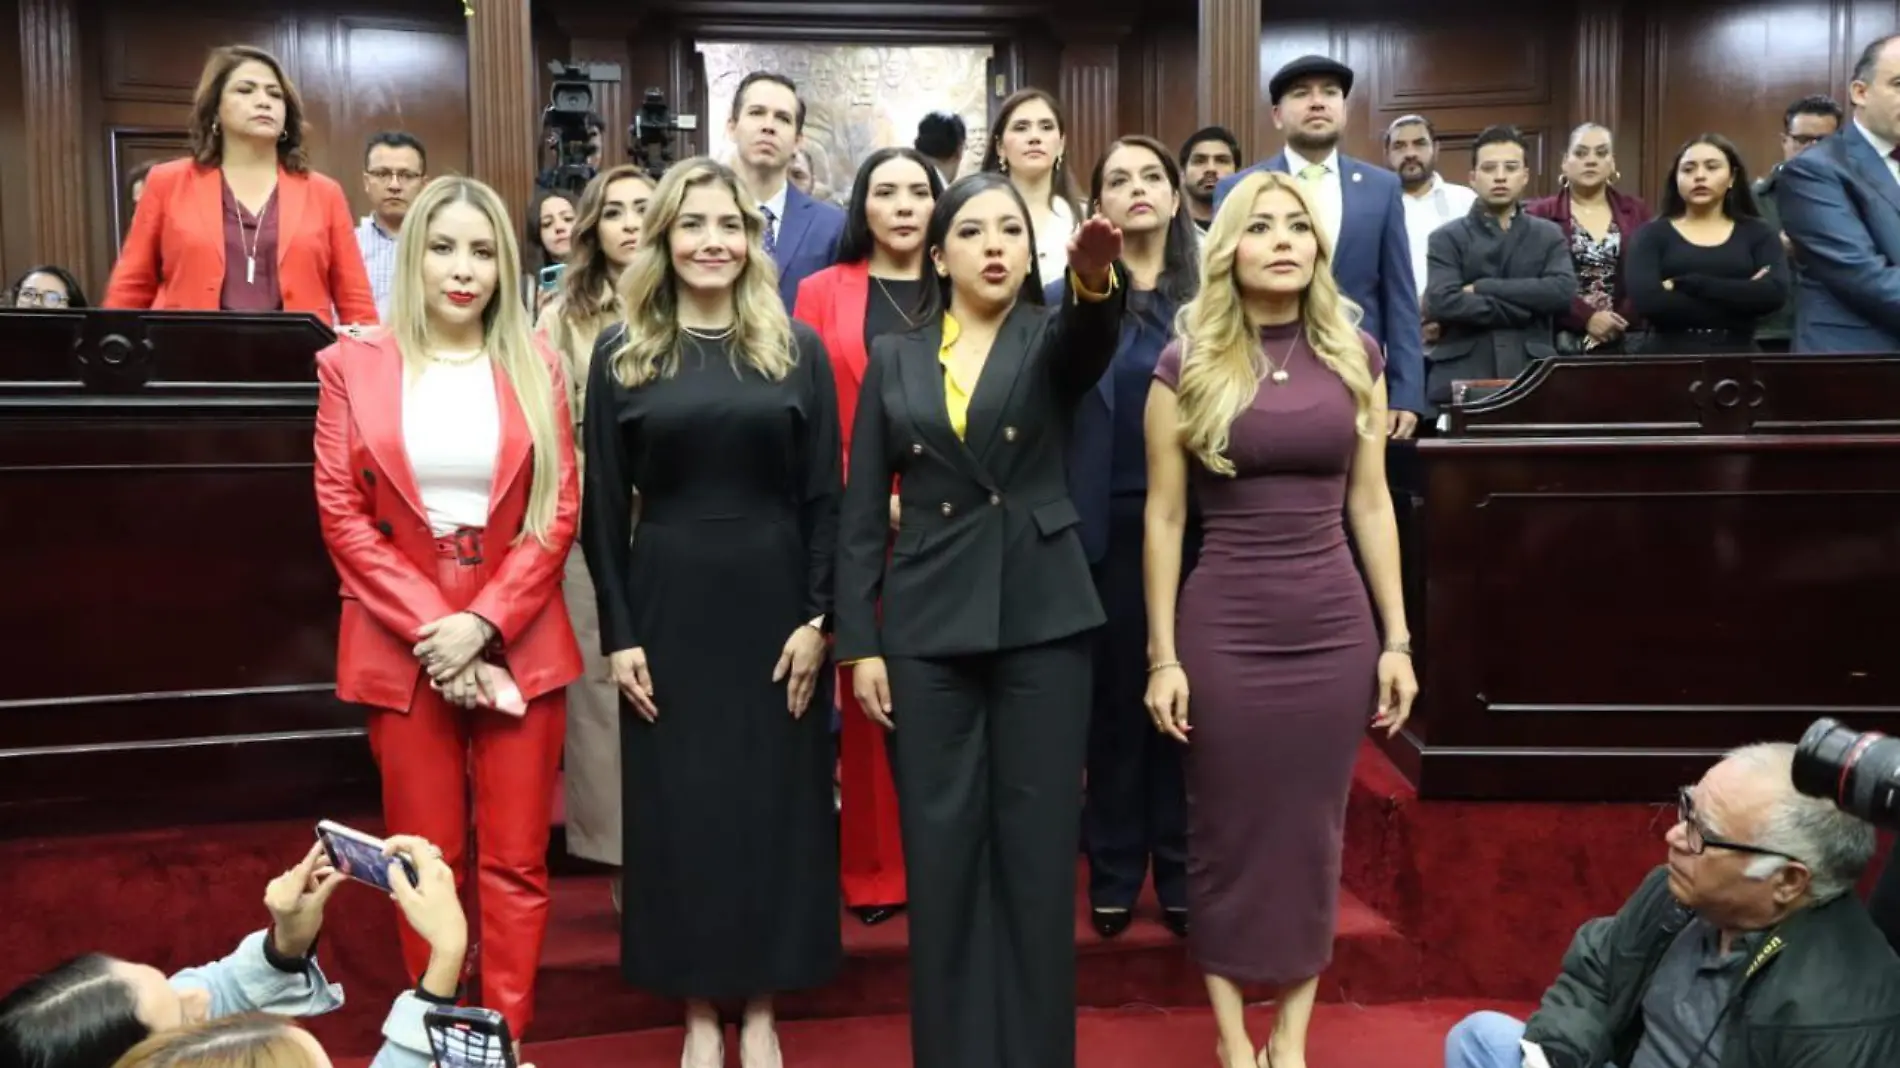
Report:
610,647,657,721
852,658,894,730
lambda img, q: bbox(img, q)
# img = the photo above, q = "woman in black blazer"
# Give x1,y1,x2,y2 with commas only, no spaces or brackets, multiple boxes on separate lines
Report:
835,171,1124,1068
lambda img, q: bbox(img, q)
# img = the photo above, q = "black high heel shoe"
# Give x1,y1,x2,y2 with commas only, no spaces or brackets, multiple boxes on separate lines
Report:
1091,907,1133,938
852,904,906,926
1161,907,1189,938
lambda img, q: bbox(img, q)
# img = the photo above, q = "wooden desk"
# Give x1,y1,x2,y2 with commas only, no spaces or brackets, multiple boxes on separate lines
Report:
0,312,375,835
1394,354,1900,801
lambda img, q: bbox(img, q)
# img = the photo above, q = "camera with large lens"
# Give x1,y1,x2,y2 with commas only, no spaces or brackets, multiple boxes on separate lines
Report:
630,88,694,180
1793,718,1900,829
539,61,617,196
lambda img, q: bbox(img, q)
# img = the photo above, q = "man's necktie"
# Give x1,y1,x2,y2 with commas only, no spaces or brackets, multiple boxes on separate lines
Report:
1298,163,1327,183
760,205,778,257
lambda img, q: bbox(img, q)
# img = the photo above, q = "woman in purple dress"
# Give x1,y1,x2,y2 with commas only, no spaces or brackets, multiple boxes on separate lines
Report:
1140,170,1418,1068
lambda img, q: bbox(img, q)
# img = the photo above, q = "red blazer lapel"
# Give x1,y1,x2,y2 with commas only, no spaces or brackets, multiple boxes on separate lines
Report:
275,168,306,271
835,262,871,391
487,356,533,514
357,335,430,523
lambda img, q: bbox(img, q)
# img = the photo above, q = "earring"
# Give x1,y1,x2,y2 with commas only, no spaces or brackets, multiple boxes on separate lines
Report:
279,128,288,142
936,265,949,277
211,119,220,136
1610,170,1621,184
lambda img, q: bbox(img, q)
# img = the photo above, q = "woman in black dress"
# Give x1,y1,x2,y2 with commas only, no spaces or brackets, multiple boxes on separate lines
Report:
1626,134,1788,355
580,157,842,1068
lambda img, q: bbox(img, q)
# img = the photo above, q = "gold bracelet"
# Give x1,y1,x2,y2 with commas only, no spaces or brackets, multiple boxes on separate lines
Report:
1147,660,1182,675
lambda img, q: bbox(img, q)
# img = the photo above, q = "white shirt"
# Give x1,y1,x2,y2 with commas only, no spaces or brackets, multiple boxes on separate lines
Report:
1284,146,1344,251
1400,174,1479,298
1035,198,1076,288
1856,118,1900,184
404,355,500,536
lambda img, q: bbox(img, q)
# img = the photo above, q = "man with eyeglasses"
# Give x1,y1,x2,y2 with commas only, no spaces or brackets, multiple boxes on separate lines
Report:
1752,95,1842,352
1444,742,1900,1068
356,131,428,320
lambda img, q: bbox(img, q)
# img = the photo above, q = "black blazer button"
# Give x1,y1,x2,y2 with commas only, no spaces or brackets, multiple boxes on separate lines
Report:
362,468,376,486
911,443,924,455
989,493,1002,506
940,502,953,516
375,520,394,536
1003,426,1018,442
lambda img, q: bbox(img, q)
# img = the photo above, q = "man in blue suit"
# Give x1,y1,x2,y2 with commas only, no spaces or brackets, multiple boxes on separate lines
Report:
1779,34,1900,353
726,71,847,308
1213,55,1424,435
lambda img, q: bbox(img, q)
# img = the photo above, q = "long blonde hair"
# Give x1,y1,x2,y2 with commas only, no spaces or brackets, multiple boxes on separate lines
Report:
611,157,796,387
110,1014,320,1068
1172,171,1377,476
389,176,564,544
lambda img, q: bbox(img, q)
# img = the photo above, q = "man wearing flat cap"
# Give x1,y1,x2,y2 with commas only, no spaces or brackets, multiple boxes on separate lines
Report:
1215,54,1425,437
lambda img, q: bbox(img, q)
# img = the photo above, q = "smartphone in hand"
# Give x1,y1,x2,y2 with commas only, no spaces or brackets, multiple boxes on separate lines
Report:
315,820,419,893
426,1007,517,1068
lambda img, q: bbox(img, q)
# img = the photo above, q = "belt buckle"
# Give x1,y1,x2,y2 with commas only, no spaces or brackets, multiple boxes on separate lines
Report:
453,528,484,566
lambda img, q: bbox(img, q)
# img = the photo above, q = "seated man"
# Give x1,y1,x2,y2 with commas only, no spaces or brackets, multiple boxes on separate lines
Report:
0,836,465,1068
1445,743,1900,1068
1423,124,1576,414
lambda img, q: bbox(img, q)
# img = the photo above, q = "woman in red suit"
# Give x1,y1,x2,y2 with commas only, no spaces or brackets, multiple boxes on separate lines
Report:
105,44,377,327
312,175,580,1039
792,146,944,925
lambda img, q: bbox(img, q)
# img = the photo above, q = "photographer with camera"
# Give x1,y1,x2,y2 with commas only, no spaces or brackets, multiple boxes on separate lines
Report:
1444,740,1900,1068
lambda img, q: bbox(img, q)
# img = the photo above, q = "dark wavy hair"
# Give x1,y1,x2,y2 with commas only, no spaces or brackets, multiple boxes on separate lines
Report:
835,148,946,265
9,265,89,308
0,954,151,1068
1659,133,1761,220
980,88,1079,210
187,45,308,174
558,165,655,324
1089,135,1199,305
525,187,578,269
915,172,1046,320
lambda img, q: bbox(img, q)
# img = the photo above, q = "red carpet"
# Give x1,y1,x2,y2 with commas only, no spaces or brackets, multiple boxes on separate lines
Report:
0,741,1669,1064
340,1000,1536,1068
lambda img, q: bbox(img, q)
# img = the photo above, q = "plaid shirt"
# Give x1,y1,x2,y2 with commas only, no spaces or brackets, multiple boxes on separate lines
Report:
355,215,399,320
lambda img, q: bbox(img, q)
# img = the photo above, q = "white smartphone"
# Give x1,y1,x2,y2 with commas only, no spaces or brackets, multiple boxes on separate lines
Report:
315,820,419,893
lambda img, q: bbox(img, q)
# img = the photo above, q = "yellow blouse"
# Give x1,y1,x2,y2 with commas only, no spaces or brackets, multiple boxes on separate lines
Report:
936,267,1117,440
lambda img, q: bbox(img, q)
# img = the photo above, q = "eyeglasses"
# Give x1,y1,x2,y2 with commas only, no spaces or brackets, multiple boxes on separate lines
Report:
15,287,68,307
366,169,424,184
1676,786,1804,862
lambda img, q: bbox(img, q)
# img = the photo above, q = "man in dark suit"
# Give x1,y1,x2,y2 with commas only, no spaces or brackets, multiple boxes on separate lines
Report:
1213,54,1424,436
726,71,847,308
1423,125,1577,411
1778,33,1900,352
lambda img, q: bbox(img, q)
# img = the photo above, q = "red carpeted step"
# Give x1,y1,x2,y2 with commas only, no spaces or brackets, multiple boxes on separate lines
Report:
528,863,1419,1045
339,1000,1534,1068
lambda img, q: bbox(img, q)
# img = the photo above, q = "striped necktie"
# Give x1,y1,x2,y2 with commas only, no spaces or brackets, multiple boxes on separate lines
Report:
760,204,779,257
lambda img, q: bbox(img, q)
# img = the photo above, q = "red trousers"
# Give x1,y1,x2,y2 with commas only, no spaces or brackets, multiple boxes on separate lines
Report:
364,544,566,1039
838,663,906,906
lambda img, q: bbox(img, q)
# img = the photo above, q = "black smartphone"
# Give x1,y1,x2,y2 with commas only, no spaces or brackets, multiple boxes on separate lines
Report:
315,820,419,892
425,1007,517,1068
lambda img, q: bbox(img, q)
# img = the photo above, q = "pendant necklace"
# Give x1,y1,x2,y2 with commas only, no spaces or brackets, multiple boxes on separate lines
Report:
237,202,261,285
1262,332,1299,384
875,277,922,328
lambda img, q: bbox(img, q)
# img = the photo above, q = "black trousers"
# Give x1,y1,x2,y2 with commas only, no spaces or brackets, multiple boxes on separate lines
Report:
887,633,1093,1068
1083,499,1187,910
1871,838,1900,956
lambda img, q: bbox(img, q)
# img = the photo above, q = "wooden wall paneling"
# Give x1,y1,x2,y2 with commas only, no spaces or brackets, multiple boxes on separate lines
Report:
468,0,538,231
1643,1,1839,210
1200,0,1261,159
1052,22,1126,193
0,0,29,287
329,17,471,219
1117,13,1197,159
23,0,91,289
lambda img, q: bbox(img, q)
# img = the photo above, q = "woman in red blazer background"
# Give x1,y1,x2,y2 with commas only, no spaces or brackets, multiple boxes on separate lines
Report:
792,146,943,926
313,175,579,1038
105,44,377,327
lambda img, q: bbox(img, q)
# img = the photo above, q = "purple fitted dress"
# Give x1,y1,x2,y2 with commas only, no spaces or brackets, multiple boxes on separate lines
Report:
1153,321,1383,985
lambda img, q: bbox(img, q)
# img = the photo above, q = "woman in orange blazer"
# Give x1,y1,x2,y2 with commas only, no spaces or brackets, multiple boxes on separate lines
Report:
792,146,943,926
313,175,579,1039
105,44,377,327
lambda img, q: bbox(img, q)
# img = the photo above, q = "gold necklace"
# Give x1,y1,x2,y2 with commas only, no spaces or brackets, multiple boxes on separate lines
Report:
874,277,922,328
429,348,486,366
1261,332,1299,384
